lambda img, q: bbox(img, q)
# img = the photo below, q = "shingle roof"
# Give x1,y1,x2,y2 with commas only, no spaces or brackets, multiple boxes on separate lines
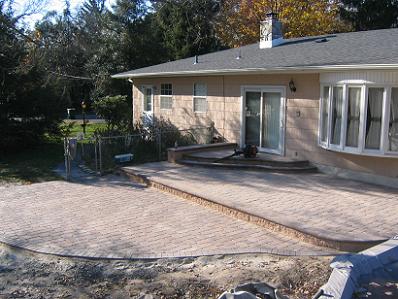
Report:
112,28,398,78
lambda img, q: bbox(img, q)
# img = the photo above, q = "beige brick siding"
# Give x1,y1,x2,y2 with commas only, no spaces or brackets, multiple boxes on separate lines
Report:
131,74,398,178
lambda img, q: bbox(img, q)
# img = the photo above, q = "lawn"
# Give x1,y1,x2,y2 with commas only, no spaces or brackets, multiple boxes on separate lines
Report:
66,120,107,138
0,121,107,185
0,139,64,185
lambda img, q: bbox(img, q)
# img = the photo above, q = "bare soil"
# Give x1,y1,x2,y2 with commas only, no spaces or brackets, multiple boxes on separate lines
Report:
0,243,333,299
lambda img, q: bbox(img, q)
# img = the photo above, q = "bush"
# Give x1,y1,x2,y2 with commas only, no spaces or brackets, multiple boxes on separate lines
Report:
93,95,131,133
92,117,210,170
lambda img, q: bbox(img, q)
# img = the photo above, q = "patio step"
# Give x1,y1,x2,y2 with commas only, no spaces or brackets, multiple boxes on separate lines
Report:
184,154,311,167
120,166,381,253
178,158,318,173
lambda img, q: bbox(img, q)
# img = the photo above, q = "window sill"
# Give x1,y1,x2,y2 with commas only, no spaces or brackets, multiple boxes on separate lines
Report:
318,143,398,158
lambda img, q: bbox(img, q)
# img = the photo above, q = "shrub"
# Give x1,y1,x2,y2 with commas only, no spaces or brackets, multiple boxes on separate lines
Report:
93,95,131,133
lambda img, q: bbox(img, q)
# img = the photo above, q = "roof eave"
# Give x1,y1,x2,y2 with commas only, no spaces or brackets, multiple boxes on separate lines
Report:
111,64,398,79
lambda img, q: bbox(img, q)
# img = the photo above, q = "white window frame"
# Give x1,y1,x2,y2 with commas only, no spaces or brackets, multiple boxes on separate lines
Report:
160,83,173,110
240,85,286,156
386,86,398,155
343,85,365,154
318,82,398,158
193,83,207,113
329,85,345,151
362,85,387,155
319,85,331,148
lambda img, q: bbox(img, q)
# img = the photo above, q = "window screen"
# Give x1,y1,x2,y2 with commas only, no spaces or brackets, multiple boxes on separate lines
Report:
193,83,207,112
160,83,173,109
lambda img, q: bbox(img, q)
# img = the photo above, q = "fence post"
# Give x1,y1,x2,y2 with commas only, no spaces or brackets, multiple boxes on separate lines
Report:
210,122,215,143
158,128,162,161
99,136,103,176
94,137,98,174
64,137,70,181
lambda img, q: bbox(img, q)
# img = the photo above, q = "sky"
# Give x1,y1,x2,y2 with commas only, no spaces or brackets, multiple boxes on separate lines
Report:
14,0,116,28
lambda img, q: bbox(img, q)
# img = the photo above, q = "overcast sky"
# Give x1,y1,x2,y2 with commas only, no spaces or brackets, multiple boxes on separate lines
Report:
14,0,116,28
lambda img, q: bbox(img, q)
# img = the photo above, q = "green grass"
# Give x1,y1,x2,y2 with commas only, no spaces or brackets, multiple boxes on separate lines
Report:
67,121,107,138
0,138,64,185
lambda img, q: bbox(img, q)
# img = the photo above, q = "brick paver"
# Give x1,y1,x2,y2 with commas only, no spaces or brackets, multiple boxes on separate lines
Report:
0,175,331,258
124,162,398,242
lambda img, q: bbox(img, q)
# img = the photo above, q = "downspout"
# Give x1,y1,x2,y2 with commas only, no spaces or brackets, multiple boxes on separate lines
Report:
128,78,134,124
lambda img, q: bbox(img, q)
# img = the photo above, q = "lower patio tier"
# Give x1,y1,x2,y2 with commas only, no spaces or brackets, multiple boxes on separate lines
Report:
122,162,398,251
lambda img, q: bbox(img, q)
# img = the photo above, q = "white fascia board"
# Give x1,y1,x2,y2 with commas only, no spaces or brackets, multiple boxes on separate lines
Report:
111,64,398,79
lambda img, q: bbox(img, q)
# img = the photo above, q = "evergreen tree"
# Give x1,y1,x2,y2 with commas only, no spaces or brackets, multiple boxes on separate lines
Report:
0,2,65,151
340,0,398,31
153,0,223,59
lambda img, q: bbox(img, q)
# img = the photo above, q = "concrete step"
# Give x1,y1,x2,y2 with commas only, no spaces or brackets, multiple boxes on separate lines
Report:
183,154,312,167
178,159,318,173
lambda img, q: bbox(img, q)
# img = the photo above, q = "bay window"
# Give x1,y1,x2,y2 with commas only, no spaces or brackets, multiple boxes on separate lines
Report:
319,84,398,157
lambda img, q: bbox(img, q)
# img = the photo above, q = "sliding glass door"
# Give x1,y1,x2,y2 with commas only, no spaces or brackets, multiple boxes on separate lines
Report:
244,87,285,155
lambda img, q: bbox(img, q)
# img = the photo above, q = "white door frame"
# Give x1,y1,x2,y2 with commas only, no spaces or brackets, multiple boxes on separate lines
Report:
141,85,154,125
240,85,286,155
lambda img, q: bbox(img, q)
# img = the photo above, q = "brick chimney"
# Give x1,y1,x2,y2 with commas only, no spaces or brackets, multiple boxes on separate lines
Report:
260,12,283,49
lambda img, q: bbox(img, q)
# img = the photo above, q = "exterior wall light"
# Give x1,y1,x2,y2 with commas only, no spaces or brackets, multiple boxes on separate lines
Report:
289,79,297,93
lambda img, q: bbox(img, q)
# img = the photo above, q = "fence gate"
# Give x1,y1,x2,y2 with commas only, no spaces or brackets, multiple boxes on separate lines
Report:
64,136,100,180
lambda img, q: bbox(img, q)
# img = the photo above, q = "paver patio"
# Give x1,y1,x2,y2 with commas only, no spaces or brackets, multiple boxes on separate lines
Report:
123,162,398,244
0,175,332,259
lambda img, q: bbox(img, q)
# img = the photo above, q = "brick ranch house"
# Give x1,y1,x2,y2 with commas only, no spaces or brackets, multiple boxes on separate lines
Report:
113,14,398,186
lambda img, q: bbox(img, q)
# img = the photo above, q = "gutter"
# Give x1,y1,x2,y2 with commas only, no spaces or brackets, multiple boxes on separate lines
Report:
111,64,398,79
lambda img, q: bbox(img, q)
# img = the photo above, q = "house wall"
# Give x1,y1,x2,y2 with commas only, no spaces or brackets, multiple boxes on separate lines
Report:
132,73,398,178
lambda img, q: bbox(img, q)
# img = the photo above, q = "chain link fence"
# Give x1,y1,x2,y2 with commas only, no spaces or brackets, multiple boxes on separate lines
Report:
64,126,214,180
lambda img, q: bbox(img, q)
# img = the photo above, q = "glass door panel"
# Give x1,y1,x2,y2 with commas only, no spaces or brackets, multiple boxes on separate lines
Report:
142,87,153,126
143,88,153,112
261,92,281,150
245,92,261,146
